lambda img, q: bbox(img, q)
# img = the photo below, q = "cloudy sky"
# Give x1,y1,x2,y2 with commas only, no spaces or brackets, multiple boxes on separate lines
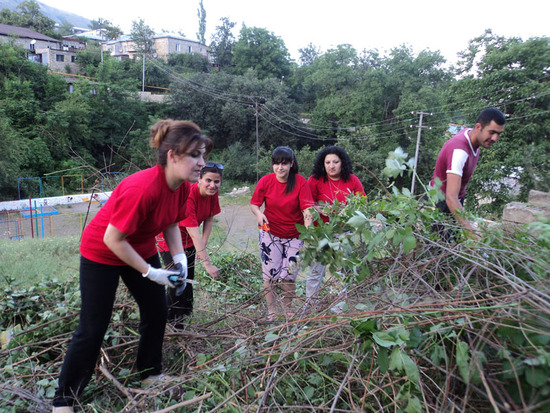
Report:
41,0,548,64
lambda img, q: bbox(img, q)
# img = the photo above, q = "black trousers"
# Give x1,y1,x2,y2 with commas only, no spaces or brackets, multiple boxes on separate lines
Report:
53,254,167,407
159,246,196,319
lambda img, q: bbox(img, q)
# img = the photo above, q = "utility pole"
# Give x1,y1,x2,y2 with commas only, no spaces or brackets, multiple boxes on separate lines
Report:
254,97,266,182
99,18,104,63
410,111,432,194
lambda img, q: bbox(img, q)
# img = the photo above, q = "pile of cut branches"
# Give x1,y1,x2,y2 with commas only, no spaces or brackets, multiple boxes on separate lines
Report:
1,217,549,413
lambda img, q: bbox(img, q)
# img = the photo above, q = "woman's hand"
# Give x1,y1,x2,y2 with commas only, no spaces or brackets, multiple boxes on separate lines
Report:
250,204,268,227
203,261,220,279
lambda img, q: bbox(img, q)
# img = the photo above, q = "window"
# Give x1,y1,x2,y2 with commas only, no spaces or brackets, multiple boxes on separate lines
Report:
176,43,181,52
56,55,64,62
71,56,77,62
188,45,192,53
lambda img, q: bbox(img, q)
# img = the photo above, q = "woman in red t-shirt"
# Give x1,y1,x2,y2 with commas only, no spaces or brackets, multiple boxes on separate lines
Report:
157,162,223,322
251,146,313,320
52,120,213,412
306,146,365,299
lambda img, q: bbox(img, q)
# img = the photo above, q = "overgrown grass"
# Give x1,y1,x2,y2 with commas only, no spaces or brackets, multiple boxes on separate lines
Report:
0,236,80,287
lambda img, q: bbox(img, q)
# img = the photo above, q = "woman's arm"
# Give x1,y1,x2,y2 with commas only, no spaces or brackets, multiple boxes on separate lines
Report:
187,221,219,279
103,224,149,274
302,208,313,228
163,223,185,257
250,204,268,226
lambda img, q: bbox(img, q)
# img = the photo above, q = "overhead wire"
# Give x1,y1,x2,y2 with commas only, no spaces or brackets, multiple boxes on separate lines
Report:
143,52,549,143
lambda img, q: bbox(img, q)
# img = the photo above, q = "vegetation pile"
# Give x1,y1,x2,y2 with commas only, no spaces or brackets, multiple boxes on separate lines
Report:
1,194,549,412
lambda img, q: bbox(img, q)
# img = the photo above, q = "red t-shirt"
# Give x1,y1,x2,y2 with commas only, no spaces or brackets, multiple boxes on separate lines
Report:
157,183,221,251
80,165,190,265
308,174,365,223
251,173,314,239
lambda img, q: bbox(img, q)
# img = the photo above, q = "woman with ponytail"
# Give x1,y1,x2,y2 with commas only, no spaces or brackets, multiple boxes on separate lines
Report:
52,120,212,412
250,146,313,320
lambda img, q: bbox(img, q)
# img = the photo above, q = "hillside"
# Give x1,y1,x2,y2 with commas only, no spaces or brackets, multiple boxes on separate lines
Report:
0,0,90,28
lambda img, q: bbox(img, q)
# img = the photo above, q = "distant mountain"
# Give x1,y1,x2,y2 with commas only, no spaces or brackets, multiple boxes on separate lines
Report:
0,0,91,29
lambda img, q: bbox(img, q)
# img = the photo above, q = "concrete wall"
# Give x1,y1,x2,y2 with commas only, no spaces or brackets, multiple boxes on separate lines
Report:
502,190,550,224
0,192,112,212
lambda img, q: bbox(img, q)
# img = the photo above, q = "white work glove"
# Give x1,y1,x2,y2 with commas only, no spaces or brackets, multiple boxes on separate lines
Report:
142,265,179,288
172,253,188,280
172,253,188,296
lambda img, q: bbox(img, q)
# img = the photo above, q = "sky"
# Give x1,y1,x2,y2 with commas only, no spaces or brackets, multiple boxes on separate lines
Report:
40,0,549,64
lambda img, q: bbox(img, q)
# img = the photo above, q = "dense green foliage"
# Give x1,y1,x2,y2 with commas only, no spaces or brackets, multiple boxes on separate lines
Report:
0,0,56,37
0,21,548,217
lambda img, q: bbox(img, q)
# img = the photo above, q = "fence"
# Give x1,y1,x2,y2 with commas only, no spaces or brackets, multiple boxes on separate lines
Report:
0,208,99,241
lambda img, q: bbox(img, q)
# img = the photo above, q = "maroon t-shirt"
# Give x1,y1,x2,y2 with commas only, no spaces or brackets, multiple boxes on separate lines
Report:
430,128,480,198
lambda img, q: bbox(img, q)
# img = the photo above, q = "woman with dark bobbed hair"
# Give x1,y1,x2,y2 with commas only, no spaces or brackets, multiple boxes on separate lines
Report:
306,145,365,299
250,146,313,320
52,120,213,412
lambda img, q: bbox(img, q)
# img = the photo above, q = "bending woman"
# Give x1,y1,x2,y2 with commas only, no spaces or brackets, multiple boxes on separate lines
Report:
52,120,212,412
306,145,365,299
250,146,313,319
157,162,223,322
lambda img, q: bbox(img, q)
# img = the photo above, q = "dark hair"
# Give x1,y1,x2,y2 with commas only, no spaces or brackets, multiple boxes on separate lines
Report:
200,162,224,178
150,119,213,166
475,108,506,128
272,146,298,194
311,146,353,182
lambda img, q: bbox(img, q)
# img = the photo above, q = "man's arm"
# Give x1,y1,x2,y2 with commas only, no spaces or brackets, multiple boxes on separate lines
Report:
445,173,475,233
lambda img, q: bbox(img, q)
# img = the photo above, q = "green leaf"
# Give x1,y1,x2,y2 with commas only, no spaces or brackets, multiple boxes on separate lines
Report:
456,340,470,384
346,211,368,228
351,318,377,339
389,348,419,385
403,234,417,253
265,332,279,343
378,347,389,373
389,347,404,371
405,396,423,413
402,353,420,385
407,327,423,348
525,366,548,387
304,385,315,399
373,332,398,348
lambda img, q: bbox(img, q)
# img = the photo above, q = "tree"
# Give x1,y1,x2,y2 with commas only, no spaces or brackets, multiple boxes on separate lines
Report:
16,0,56,37
209,17,236,69
450,31,550,211
57,21,75,37
232,26,292,80
90,19,123,41
298,43,321,66
0,0,56,37
0,112,30,200
196,0,206,45
167,53,210,73
169,70,301,152
131,18,155,55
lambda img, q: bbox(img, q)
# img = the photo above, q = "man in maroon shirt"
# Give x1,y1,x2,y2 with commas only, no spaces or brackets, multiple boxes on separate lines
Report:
431,108,505,238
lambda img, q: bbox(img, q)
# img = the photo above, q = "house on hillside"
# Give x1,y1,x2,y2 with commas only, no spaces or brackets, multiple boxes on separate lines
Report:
104,33,209,61
0,23,83,73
